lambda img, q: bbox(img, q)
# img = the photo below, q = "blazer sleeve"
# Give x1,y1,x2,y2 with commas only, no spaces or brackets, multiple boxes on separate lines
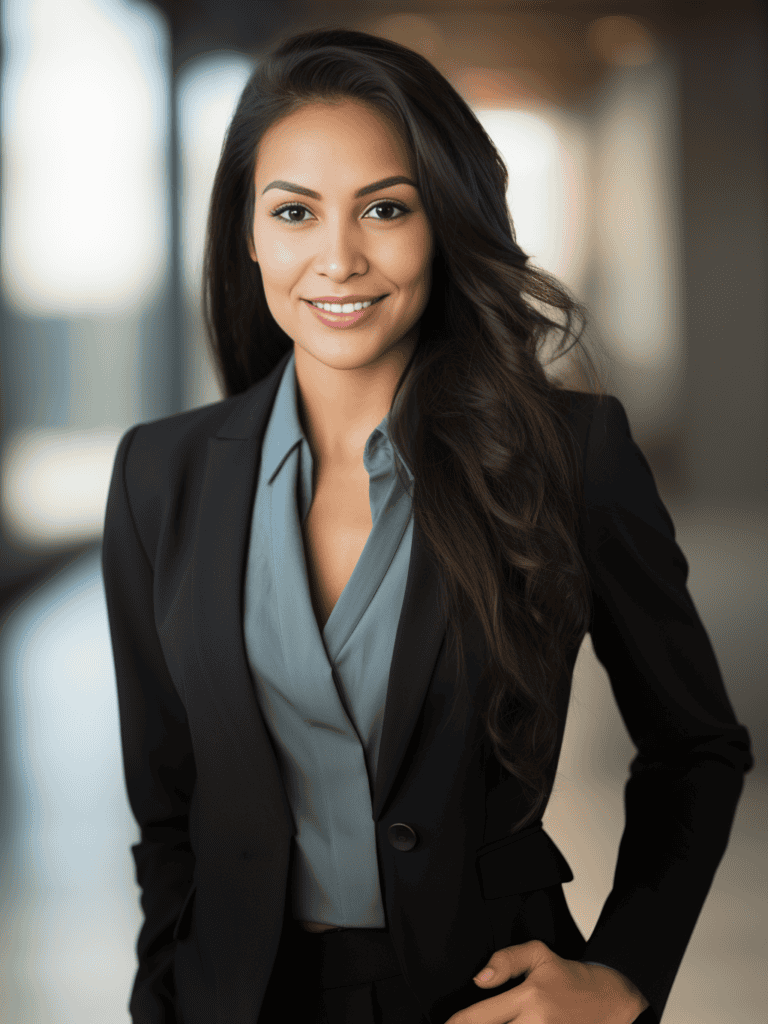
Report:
578,395,754,1023
102,424,196,1024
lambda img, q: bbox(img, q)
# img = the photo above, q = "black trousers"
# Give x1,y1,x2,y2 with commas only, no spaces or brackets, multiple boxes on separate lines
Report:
258,917,429,1024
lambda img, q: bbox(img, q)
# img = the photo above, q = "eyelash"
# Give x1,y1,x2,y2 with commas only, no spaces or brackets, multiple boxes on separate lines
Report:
269,200,411,224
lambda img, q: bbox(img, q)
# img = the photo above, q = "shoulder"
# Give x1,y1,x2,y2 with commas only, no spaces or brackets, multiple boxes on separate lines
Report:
557,388,677,548
556,387,637,478
111,385,262,564
555,386,625,473
119,393,242,497
121,351,290,489
125,392,241,458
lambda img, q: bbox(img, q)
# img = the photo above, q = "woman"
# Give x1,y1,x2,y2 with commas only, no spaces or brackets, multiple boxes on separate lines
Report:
101,27,753,1024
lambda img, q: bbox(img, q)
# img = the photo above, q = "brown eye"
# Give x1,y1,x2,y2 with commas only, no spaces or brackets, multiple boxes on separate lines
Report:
271,204,312,223
365,202,409,220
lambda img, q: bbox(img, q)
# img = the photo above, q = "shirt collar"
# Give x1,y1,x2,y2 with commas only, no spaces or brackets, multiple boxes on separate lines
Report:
262,349,414,487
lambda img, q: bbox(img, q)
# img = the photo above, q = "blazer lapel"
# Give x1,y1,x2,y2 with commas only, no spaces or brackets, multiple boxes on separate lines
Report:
191,349,449,823
373,531,448,820
191,353,294,828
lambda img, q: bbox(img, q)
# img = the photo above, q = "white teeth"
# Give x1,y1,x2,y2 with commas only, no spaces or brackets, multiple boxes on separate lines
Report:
310,298,376,313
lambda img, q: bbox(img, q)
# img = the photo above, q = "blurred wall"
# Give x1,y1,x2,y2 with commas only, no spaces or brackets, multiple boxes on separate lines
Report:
0,0,172,556
677,10,768,508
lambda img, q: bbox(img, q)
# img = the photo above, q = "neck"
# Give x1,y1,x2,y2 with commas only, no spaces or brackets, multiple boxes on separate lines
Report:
293,334,415,471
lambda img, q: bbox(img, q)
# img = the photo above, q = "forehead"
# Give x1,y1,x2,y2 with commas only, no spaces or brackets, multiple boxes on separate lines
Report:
255,100,412,180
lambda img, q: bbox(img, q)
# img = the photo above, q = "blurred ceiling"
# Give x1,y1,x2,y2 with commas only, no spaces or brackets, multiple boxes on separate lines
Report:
149,0,765,108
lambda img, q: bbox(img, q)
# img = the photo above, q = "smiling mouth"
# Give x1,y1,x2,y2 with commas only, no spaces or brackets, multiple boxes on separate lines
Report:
304,295,387,311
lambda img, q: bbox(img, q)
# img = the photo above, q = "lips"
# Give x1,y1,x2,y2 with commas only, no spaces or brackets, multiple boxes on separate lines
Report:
304,295,387,309
304,294,387,329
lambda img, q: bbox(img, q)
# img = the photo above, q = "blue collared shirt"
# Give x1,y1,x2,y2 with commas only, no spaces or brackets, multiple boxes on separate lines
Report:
243,349,414,928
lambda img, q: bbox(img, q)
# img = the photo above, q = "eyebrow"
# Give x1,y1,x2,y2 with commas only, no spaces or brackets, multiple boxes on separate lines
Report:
261,175,417,199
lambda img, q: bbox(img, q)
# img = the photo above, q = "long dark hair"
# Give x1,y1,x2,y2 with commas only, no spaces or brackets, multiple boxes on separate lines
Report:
204,27,606,833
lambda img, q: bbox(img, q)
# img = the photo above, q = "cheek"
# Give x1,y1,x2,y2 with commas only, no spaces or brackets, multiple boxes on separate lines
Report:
274,237,300,268
258,236,299,272
253,216,294,266
389,229,433,287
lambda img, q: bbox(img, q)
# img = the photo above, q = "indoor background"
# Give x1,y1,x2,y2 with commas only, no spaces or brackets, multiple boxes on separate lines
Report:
0,1,765,1022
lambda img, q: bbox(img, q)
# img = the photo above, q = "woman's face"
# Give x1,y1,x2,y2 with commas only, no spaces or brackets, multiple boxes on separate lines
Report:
250,99,434,375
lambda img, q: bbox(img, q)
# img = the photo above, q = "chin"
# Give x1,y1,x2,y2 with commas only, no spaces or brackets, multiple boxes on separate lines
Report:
297,335,399,369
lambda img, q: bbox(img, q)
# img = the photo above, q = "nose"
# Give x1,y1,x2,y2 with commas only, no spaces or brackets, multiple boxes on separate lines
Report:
313,219,369,280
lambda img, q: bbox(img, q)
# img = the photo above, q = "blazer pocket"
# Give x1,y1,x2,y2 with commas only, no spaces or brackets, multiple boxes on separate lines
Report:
173,883,197,942
477,827,574,900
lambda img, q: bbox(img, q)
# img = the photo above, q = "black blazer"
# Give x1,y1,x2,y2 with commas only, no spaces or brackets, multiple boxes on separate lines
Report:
101,350,753,1024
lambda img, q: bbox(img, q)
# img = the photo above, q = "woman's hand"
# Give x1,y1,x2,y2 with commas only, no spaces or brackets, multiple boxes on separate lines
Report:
445,939,650,1024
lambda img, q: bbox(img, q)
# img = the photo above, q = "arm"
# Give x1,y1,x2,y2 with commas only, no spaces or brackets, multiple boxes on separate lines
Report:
102,425,197,1023
578,396,754,1022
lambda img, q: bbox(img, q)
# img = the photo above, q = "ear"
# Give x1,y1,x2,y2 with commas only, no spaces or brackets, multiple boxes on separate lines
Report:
247,235,258,263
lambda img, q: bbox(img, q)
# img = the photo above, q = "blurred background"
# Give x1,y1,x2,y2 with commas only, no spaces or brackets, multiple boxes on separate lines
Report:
0,0,765,1021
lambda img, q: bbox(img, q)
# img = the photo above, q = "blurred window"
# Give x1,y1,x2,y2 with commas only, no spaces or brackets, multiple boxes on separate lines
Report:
0,0,169,547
